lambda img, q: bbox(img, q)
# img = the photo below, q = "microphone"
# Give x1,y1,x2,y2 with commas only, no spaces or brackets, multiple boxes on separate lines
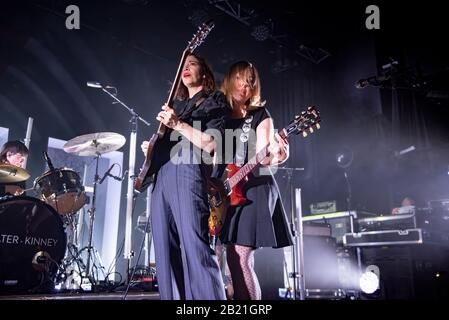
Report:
355,75,387,89
86,81,114,89
99,164,115,184
43,151,55,171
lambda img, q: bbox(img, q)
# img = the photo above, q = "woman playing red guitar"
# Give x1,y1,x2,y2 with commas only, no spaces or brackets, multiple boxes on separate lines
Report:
218,61,293,300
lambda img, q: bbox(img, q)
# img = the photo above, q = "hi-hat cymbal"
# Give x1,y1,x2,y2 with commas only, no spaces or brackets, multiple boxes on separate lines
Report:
63,132,126,156
0,164,30,183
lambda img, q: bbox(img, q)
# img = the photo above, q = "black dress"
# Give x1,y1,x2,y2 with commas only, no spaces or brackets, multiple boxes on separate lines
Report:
219,107,293,249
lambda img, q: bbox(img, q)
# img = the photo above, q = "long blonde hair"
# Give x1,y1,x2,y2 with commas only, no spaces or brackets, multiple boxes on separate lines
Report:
221,61,265,110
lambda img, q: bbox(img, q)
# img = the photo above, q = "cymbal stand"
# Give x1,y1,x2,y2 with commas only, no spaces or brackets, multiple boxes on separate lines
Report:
83,146,101,286
75,162,89,248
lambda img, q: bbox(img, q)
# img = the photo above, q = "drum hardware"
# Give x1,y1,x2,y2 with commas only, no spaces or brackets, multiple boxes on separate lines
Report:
63,132,126,288
0,186,34,201
54,242,86,291
31,251,52,273
30,250,63,293
43,151,55,171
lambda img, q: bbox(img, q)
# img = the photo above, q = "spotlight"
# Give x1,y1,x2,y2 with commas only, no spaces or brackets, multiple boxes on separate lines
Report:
251,24,270,41
359,265,380,294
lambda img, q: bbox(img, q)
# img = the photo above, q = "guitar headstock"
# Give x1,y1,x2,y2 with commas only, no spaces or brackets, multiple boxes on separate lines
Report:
187,20,215,52
284,106,321,138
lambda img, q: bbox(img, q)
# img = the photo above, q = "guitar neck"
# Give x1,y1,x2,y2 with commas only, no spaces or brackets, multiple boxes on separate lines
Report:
226,129,289,189
156,49,191,137
224,107,320,191
227,145,269,189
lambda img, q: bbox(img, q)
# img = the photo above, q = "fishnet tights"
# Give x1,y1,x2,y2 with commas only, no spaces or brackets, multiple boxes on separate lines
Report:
227,244,261,300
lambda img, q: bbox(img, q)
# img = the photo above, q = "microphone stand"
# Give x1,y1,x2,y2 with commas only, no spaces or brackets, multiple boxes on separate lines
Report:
340,167,363,275
96,85,150,284
343,170,352,216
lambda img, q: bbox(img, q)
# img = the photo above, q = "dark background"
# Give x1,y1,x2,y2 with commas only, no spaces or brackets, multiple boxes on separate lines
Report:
1,0,448,281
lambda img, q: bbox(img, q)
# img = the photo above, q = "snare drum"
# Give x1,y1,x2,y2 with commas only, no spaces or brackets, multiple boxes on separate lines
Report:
34,168,87,215
0,196,67,293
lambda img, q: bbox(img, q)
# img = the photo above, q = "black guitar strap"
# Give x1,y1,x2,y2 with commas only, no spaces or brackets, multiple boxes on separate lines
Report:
178,95,207,119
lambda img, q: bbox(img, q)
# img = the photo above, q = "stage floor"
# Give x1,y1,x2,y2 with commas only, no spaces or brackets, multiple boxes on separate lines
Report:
0,291,160,300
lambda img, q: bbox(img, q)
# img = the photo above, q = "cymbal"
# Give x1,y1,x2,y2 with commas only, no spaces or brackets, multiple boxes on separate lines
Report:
0,164,30,183
63,132,126,156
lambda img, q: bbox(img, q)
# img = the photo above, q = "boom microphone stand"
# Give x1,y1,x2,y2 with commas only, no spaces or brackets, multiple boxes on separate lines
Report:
87,82,150,284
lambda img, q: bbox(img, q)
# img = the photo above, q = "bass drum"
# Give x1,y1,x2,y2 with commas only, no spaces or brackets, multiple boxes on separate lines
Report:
0,196,67,293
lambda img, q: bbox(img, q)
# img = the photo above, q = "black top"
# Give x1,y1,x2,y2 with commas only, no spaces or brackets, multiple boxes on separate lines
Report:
174,90,229,134
215,107,270,176
143,90,231,186
225,107,270,135
225,107,270,164
161,90,230,159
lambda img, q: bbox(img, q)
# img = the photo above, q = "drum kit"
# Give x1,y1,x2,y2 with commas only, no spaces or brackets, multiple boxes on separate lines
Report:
0,132,126,293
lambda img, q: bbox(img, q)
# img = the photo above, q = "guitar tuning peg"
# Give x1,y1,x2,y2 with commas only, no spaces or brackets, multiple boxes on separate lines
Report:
316,123,321,129
309,127,314,133
302,131,308,137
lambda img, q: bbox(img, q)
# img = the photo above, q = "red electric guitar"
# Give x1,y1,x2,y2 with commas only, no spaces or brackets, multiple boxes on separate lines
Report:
208,106,321,236
134,20,215,192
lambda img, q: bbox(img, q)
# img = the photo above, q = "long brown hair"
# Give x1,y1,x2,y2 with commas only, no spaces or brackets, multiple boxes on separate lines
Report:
220,60,265,110
175,53,216,101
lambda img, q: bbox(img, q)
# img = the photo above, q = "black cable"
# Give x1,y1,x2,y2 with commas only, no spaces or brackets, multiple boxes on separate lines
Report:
105,236,125,280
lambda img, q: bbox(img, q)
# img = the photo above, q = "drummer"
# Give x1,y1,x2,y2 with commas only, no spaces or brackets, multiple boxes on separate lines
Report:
0,140,29,197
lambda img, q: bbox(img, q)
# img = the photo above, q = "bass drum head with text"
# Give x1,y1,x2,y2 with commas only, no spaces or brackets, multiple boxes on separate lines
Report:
0,196,67,293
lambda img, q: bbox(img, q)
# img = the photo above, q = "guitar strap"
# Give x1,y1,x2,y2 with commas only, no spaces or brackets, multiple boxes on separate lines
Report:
234,113,253,166
178,95,207,119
